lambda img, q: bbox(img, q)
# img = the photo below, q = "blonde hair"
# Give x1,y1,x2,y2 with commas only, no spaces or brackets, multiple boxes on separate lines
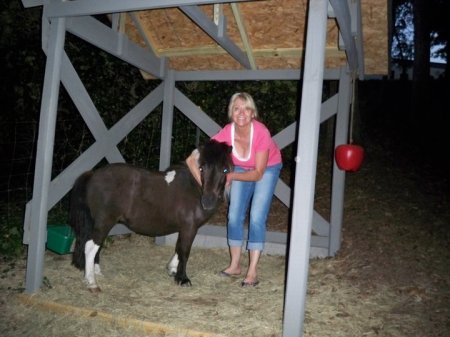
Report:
227,92,258,121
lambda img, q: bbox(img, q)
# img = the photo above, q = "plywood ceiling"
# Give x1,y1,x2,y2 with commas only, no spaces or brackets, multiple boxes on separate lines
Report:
123,0,387,78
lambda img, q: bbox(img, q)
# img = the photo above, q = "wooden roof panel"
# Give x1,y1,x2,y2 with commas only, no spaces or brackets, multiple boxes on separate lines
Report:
124,0,387,77
361,0,389,74
235,1,307,49
136,9,215,49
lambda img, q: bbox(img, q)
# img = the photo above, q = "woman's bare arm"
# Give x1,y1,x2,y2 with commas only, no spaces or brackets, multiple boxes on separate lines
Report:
185,148,202,185
227,150,269,183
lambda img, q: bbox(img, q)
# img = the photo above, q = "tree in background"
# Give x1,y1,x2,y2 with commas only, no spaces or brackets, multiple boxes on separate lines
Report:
429,0,450,79
411,0,430,135
391,0,449,145
391,0,414,77
391,0,448,71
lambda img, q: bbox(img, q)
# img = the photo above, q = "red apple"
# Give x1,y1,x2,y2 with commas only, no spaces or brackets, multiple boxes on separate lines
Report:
335,144,364,172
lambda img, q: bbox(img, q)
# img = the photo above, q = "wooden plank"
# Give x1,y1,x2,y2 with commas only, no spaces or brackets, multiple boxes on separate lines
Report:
231,3,256,69
154,46,344,59
18,294,224,337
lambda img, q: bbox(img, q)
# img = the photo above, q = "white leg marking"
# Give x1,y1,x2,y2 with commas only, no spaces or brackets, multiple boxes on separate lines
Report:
84,240,100,289
166,253,179,276
164,170,176,184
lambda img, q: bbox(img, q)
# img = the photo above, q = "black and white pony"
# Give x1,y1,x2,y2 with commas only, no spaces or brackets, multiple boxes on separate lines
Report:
69,140,232,292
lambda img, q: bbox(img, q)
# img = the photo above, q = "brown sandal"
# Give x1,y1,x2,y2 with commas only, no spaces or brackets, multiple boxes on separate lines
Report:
219,270,241,278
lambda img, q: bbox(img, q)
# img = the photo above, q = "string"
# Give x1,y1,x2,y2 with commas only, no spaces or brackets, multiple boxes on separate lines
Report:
349,74,357,144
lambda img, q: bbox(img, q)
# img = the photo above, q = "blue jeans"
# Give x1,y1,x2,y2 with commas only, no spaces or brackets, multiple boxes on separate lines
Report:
227,163,282,251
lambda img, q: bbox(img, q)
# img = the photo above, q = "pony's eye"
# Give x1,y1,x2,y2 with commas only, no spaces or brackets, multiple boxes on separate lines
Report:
199,167,203,172
223,168,228,173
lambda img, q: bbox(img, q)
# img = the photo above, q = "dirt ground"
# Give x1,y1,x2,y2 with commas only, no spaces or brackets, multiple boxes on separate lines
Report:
1,143,449,337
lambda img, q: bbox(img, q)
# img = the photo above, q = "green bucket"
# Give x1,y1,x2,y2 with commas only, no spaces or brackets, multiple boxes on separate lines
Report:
46,224,75,255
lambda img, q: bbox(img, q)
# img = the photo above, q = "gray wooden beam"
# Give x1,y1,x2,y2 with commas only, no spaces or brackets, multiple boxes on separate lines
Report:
45,0,250,18
60,52,125,163
21,0,42,8
23,84,165,247
282,0,329,335
329,0,359,74
159,224,330,253
329,67,351,256
173,88,222,137
180,5,252,69
25,51,127,243
353,0,365,79
272,94,338,150
159,70,176,171
25,17,66,293
65,16,162,78
49,83,164,205
128,12,164,78
174,68,341,81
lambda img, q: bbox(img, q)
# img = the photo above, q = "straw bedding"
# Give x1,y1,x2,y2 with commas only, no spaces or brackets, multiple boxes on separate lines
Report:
1,146,448,337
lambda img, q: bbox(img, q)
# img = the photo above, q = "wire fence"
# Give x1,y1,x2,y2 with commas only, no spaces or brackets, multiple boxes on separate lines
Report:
1,121,37,209
1,79,305,256
1,105,207,229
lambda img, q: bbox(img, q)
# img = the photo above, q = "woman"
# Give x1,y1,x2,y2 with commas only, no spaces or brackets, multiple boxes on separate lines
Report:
186,92,282,287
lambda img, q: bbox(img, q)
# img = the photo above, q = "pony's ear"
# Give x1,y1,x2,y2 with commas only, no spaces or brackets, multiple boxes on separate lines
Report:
214,140,231,154
221,143,232,156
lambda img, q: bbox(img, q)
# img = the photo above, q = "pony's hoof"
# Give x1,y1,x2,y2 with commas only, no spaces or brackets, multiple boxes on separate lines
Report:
88,286,101,293
176,279,192,287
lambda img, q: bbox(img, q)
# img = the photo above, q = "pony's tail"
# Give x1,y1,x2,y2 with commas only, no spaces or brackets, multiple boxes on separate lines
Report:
69,171,94,270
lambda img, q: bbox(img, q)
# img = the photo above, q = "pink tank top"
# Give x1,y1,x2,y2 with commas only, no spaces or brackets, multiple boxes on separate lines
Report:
212,120,282,169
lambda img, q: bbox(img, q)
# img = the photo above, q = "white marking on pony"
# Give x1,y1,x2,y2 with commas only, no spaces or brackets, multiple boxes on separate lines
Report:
164,170,176,185
166,253,179,276
84,240,100,289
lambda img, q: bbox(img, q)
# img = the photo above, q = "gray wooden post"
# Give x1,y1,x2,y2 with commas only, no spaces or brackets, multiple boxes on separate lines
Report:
25,17,66,293
159,69,175,171
329,67,352,256
282,0,328,335
155,69,175,246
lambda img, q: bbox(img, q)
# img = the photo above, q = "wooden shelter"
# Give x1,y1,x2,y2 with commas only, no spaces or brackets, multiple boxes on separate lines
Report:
21,1,387,336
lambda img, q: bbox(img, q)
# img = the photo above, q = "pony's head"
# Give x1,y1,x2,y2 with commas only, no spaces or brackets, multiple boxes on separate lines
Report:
198,140,232,210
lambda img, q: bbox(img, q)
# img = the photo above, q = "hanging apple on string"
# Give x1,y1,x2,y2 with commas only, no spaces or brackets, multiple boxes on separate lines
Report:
335,77,365,172
335,143,364,172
